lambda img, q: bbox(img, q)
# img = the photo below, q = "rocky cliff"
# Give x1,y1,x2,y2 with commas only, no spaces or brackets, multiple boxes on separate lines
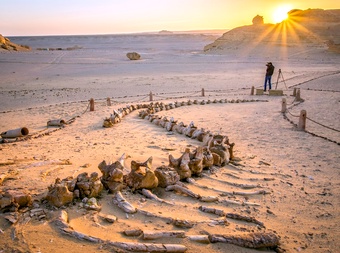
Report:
0,34,31,51
204,9,340,54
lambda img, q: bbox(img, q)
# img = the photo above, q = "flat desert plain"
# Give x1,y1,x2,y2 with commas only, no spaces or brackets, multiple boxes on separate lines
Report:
0,34,339,253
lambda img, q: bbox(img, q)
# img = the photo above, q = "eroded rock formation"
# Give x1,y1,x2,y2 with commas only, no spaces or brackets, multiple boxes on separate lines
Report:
0,34,31,51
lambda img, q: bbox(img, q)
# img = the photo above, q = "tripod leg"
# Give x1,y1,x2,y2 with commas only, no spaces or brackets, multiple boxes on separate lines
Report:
275,72,280,90
281,72,288,90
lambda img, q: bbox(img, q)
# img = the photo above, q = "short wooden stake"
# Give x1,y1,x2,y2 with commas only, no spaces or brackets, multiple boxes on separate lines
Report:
281,98,287,113
296,89,301,101
201,88,205,97
298,110,307,130
89,98,95,111
251,86,254,95
293,88,297,97
149,91,153,102
106,97,111,106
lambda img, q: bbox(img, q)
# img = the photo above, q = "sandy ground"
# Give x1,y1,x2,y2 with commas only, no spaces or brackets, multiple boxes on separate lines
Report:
0,34,339,253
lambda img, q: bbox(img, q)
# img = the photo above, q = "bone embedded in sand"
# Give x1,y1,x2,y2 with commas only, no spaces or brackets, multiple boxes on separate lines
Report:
199,195,219,202
187,235,210,244
98,159,125,193
199,205,226,216
141,188,173,205
208,232,279,249
188,146,204,175
53,210,70,229
143,230,186,240
107,241,187,253
112,191,137,214
126,157,158,190
46,182,74,208
154,165,180,188
165,184,200,199
124,228,143,236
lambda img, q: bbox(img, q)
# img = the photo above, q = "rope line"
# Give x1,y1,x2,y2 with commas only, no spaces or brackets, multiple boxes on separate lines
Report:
286,97,296,105
288,71,340,89
306,116,340,132
285,108,300,118
282,94,339,145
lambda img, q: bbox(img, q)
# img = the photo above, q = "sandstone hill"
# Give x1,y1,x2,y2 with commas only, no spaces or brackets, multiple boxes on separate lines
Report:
0,34,31,52
204,9,340,55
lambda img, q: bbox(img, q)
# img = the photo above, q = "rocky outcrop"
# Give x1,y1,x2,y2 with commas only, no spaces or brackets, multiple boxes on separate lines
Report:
252,15,264,25
204,9,340,54
0,34,31,51
126,52,141,60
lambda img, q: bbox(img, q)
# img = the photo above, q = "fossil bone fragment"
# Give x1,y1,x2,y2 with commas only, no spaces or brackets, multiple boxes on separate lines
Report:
125,157,158,191
154,165,180,187
112,191,137,214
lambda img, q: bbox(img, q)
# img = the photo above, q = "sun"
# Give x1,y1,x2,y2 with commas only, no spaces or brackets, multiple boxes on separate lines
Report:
272,5,292,23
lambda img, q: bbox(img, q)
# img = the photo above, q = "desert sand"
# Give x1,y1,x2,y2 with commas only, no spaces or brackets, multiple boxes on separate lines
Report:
0,31,339,253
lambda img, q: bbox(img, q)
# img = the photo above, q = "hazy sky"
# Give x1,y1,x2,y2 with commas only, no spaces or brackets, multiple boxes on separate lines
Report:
1,0,339,36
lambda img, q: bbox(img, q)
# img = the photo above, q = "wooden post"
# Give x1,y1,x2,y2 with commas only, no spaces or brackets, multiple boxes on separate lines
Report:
250,86,255,95
89,98,95,111
149,91,153,102
298,110,307,130
281,98,287,113
293,88,297,97
201,88,205,97
296,89,301,101
106,97,111,106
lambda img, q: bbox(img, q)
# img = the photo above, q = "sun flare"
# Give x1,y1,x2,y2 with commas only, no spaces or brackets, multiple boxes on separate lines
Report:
272,5,292,23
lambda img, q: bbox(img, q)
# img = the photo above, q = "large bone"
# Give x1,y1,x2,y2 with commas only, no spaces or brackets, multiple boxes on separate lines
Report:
173,122,186,134
199,205,226,216
202,147,214,169
143,230,186,240
0,189,32,212
165,117,177,131
154,165,180,188
189,146,203,175
183,121,197,137
225,213,264,227
98,158,125,193
191,128,205,140
187,235,210,244
125,157,158,191
46,180,73,208
107,241,187,253
165,184,200,199
208,232,279,249
159,117,169,128
112,191,137,214
169,148,191,180
53,210,186,252
76,172,103,198
202,174,259,189
220,199,260,207
141,189,173,205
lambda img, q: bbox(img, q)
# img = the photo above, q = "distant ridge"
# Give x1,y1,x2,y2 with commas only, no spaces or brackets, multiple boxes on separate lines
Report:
204,9,340,54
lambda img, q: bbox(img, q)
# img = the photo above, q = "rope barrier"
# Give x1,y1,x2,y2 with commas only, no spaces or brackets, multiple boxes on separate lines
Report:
2,85,338,146
129,95,149,103
285,97,296,106
282,93,340,145
285,108,300,118
306,116,340,132
288,70,340,89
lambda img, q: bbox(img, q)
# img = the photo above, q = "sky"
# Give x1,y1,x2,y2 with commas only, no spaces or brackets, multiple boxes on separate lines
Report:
1,0,339,36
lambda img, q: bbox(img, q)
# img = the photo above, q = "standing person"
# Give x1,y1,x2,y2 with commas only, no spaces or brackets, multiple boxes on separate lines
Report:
264,62,275,91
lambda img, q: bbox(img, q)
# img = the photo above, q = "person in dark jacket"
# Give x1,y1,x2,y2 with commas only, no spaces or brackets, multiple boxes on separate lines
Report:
264,62,275,91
